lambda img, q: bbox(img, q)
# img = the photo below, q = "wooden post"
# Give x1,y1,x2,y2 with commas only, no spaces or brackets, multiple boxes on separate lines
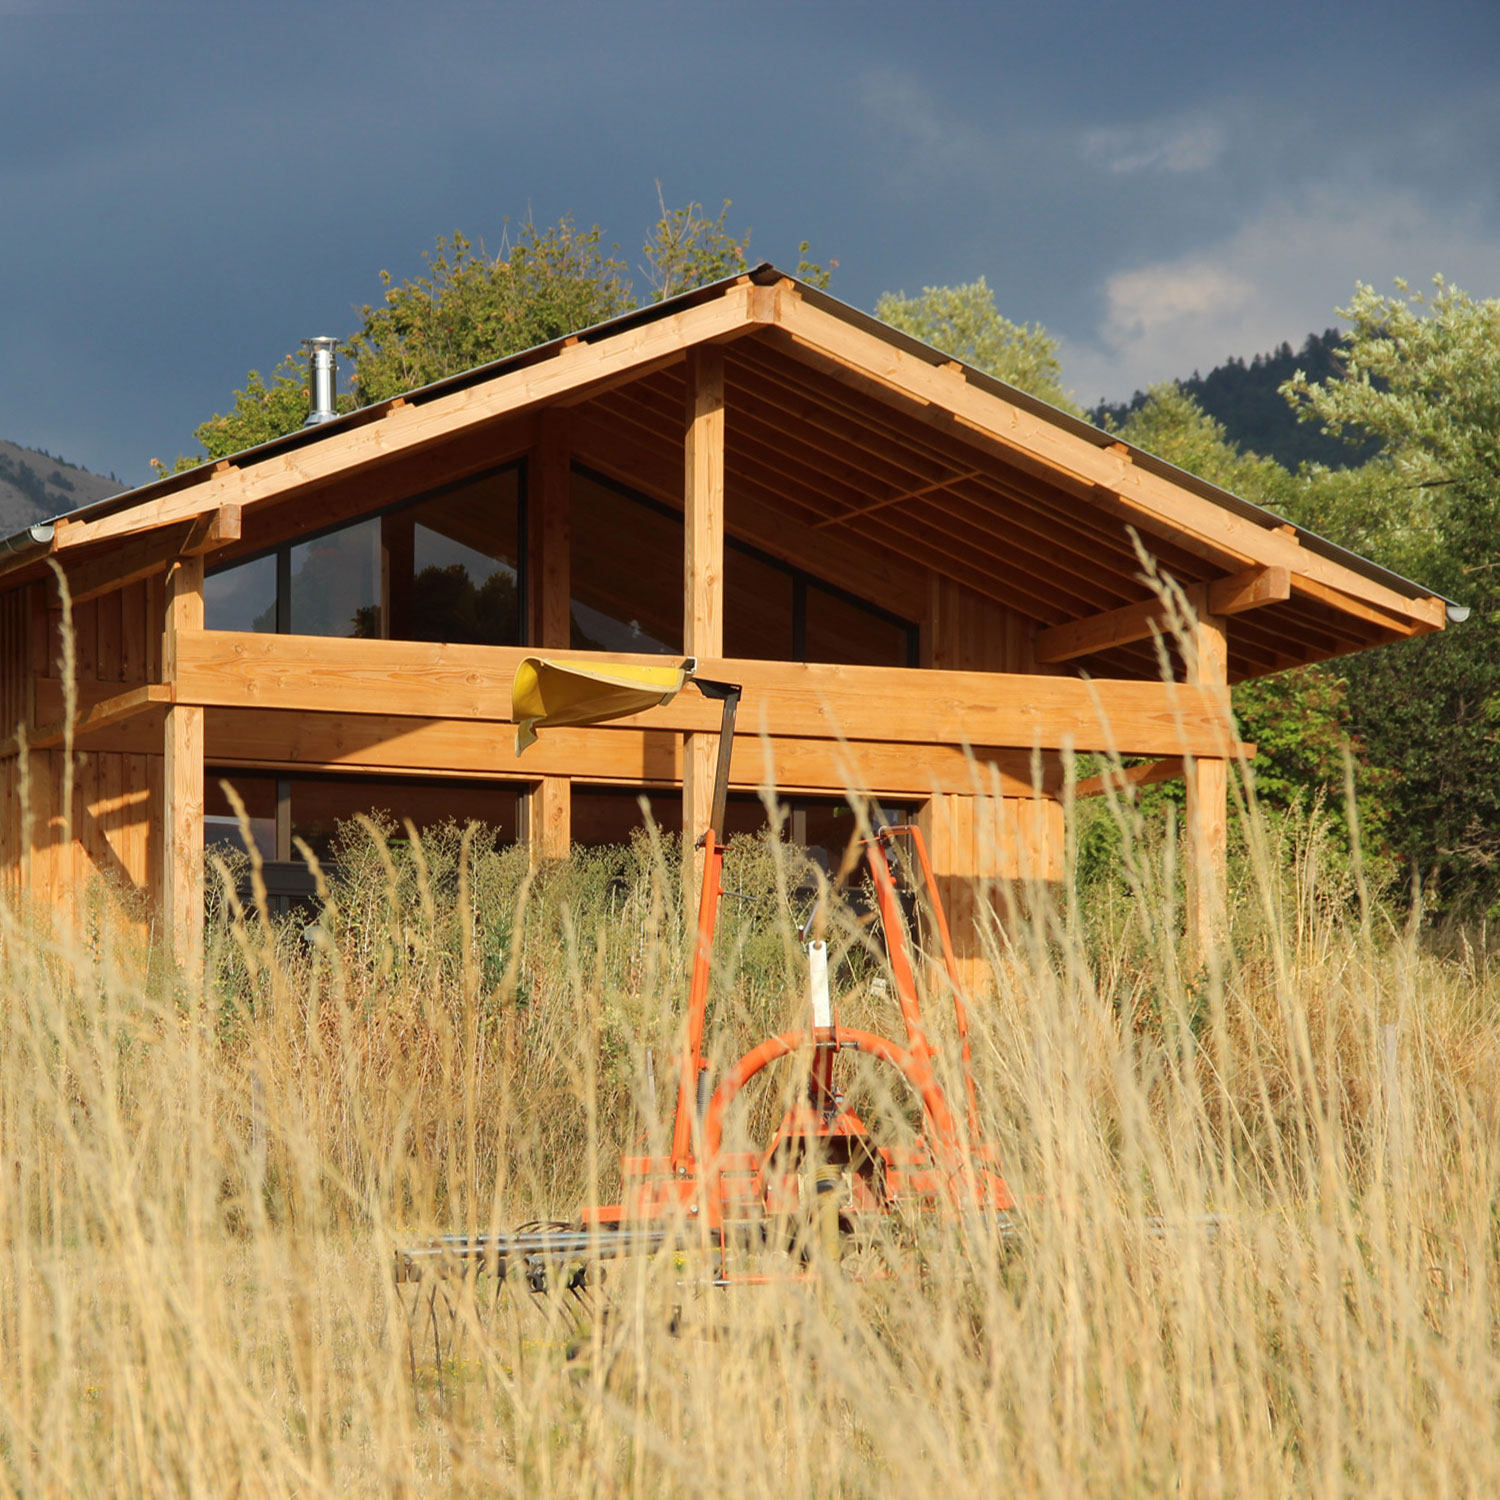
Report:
1184,584,1229,958
525,411,573,862
683,345,725,872
920,792,986,997
162,555,205,975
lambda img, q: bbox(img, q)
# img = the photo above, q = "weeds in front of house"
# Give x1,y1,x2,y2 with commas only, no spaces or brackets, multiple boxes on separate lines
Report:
1,773,1499,1497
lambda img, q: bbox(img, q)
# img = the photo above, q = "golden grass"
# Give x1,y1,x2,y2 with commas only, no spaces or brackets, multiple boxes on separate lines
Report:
2,785,1500,1498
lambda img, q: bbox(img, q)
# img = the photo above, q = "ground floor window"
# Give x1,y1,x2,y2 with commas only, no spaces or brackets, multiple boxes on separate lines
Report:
569,786,911,871
205,770,522,902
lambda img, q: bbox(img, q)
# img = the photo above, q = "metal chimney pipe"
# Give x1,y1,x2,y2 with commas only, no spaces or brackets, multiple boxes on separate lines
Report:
301,336,340,425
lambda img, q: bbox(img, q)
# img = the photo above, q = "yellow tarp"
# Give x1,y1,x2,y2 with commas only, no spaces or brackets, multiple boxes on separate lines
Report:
511,656,693,755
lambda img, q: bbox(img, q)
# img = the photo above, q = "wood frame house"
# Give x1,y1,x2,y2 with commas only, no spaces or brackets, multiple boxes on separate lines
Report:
0,267,1455,984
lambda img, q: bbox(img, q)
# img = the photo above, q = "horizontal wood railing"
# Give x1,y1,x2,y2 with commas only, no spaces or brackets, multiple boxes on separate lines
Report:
166,631,1242,758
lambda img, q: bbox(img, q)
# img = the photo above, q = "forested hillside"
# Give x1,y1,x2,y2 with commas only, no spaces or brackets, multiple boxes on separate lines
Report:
1092,329,1380,470
0,438,123,534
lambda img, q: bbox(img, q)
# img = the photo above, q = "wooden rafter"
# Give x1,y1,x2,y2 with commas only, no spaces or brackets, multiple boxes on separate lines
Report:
1035,566,1292,665
56,507,241,608
764,297,1446,633
1072,757,1187,800
812,469,983,529
45,283,773,554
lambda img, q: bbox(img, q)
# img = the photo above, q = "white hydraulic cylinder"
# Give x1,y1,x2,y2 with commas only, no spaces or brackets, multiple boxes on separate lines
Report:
807,940,832,1029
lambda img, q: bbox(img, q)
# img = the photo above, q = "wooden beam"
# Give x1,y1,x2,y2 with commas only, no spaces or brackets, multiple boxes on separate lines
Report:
1036,595,1177,667
1072,757,1185,800
16,683,174,755
1035,566,1292,665
683,345,725,861
1183,584,1229,958
528,410,574,864
530,409,573,648
768,295,1447,634
173,631,1243,757
197,707,1072,800
56,507,242,608
162,558,205,976
55,284,769,553
684,344,726,659
1210,564,1291,616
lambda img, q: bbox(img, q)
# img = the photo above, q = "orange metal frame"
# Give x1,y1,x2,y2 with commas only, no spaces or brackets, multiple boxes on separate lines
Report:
583,817,1013,1259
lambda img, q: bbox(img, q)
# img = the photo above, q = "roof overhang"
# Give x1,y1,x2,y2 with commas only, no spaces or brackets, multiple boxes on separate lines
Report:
1,265,1456,679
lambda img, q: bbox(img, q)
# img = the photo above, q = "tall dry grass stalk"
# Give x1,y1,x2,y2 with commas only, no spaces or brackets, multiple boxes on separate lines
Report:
1,774,1499,1497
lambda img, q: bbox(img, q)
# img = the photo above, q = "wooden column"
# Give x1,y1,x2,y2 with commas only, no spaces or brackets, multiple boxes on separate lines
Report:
920,791,997,998
162,556,204,975
525,411,573,862
683,345,725,864
1184,585,1229,957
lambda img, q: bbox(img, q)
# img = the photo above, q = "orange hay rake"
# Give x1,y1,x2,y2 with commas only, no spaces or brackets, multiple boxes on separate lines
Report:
395,658,1014,1296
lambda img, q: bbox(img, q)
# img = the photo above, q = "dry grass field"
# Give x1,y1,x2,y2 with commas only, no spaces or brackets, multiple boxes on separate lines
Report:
2,779,1499,1498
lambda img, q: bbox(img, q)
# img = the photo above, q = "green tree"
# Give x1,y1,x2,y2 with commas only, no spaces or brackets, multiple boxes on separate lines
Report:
181,199,833,464
187,355,344,469
874,278,1077,412
1103,385,1392,862
1282,279,1500,913
347,218,634,406
640,193,753,301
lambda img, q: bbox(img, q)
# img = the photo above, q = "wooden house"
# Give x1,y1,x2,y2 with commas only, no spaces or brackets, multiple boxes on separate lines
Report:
0,268,1456,985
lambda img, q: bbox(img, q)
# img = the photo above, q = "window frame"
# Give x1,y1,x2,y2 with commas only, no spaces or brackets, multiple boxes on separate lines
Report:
572,464,919,668
205,458,530,643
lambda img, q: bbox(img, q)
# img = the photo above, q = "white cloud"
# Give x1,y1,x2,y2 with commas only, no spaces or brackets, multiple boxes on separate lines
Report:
1082,117,1227,175
1059,188,1500,404
855,66,1004,182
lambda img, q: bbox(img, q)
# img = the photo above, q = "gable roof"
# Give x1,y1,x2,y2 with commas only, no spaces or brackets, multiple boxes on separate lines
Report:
0,265,1458,681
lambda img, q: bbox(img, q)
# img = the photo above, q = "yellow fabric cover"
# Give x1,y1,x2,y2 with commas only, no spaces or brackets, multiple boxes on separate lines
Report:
511,657,692,755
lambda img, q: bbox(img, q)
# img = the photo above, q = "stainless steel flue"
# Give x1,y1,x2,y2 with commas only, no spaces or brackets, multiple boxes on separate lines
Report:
301,336,340,425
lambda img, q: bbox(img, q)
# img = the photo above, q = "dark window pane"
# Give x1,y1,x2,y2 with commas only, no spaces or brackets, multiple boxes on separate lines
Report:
725,546,795,660
803,584,913,667
570,471,680,654
290,518,382,637
205,554,277,633
571,786,681,845
288,777,520,863
387,467,523,646
205,772,276,860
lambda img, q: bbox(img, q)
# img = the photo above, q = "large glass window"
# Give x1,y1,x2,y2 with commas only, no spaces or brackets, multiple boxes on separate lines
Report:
570,470,681,654
205,770,520,866
804,581,916,668
205,552,277,633
386,469,523,645
290,517,383,637
569,467,916,667
205,463,524,646
724,546,796,660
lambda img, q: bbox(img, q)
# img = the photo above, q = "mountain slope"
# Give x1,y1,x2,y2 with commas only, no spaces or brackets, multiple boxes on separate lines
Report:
1092,330,1380,471
0,439,125,535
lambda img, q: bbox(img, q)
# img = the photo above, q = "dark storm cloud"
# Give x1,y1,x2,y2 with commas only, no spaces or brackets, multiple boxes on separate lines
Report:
1,0,1497,484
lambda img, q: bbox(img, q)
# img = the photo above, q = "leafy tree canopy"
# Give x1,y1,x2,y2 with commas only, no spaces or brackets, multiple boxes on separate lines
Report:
1283,278,1500,592
183,197,833,466
1279,279,1500,913
874,278,1078,413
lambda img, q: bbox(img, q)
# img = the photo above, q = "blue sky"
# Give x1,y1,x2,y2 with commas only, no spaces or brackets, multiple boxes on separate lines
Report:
4,0,1499,485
